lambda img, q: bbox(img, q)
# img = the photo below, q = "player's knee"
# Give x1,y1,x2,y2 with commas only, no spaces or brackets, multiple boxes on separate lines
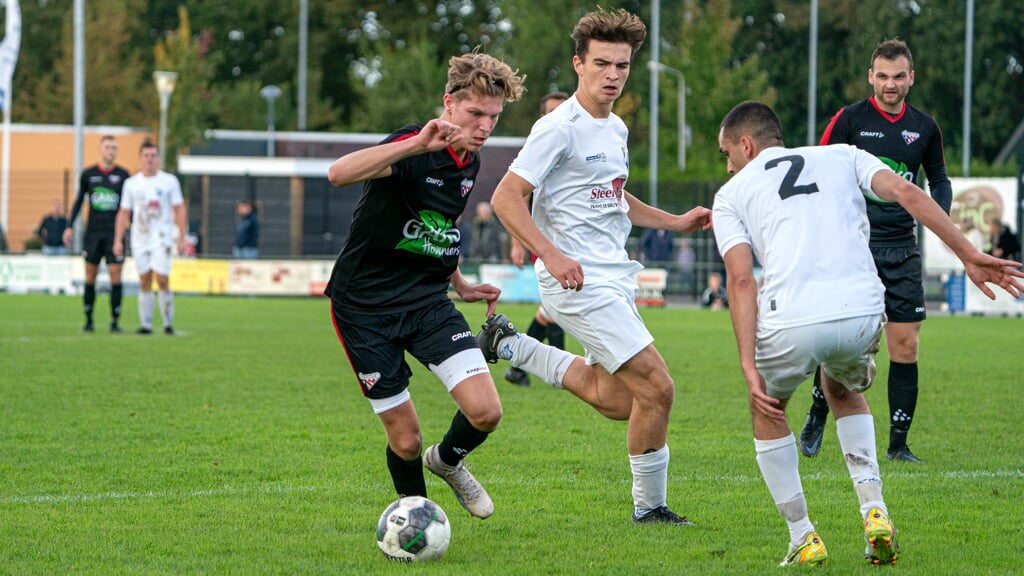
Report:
636,375,675,411
467,405,502,433
391,435,423,460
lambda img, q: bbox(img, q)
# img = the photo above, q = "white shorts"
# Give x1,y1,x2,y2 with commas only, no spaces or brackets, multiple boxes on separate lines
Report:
540,276,653,373
756,313,885,400
134,245,173,277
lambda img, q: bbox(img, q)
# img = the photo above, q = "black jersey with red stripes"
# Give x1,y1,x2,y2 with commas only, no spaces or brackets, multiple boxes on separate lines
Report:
326,125,479,313
820,96,952,246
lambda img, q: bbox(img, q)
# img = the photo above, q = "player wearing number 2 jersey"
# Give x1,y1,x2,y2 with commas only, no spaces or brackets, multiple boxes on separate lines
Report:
712,100,1021,567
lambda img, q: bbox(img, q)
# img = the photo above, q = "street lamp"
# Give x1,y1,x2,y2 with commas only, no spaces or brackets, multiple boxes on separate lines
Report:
260,85,283,157
647,61,687,173
152,71,179,167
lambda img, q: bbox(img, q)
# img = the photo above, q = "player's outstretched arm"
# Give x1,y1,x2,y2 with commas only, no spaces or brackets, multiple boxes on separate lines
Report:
871,170,1024,299
624,192,712,233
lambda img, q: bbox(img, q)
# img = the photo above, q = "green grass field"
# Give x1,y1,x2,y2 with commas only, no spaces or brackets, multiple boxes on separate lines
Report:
1,293,1022,575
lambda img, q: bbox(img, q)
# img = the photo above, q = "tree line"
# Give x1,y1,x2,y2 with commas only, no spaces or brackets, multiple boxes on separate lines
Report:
4,0,1021,182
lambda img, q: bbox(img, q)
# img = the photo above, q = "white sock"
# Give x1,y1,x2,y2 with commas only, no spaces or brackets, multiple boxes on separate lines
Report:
158,290,174,328
755,434,815,545
499,333,575,389
630,445,669,513
138,291,154,329
835,414,886,517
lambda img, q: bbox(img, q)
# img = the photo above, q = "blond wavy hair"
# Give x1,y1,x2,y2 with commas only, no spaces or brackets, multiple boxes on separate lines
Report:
445,52,526,103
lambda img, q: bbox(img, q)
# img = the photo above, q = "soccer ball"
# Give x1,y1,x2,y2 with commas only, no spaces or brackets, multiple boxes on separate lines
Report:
376,496,451,562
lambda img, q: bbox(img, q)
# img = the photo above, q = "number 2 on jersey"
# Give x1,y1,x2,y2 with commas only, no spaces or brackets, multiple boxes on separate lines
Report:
765,154,819,199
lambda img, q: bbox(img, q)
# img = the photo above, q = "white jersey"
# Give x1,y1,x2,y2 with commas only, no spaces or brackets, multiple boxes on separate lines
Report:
509,94,643,294
120,170,184,251
712,144,889,330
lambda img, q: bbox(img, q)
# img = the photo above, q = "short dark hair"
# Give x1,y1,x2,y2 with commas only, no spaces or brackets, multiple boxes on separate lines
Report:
139,138,158,153
572,7,647,59
539,91,569,115
871,38,913,70
720,101,784,147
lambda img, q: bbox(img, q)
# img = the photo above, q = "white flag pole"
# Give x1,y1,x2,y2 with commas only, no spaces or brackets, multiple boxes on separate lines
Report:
0,0,22,238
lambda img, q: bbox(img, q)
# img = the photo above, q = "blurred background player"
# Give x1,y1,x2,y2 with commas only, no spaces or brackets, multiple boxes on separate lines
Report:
801,39,952,463
505,90,569,387
114,140,186,335
325,52,525,519
65,135,131,332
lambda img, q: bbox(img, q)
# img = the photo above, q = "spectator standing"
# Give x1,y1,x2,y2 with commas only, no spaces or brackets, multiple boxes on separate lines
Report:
233,200,260,259
640,228,674,263
468,202,506,263
36,200,68,255
988,219,1020,262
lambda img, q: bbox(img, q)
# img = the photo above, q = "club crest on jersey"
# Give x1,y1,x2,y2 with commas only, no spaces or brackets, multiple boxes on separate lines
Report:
358,371,382,390
460,178,474,197
901,130,920,145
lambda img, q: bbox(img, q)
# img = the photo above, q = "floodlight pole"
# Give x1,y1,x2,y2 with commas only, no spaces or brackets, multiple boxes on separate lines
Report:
260,85,283,157
153,71,179,167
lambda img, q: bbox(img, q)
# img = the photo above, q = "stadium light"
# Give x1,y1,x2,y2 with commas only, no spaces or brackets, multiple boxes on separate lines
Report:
647,61,686,173
153,70,179,167
260,85,283,157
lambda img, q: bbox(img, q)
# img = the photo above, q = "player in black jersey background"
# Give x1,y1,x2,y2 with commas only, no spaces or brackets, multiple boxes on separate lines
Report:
65,135,131,333
799,39,952,464
325,52,525,520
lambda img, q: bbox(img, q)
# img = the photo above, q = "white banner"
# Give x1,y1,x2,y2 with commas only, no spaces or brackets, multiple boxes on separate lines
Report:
923,177,1018,273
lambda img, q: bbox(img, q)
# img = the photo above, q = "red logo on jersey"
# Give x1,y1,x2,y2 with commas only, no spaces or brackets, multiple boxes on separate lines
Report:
901,130,920,145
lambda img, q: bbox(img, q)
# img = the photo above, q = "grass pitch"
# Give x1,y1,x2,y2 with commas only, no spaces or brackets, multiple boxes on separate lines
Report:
1,293,1021,574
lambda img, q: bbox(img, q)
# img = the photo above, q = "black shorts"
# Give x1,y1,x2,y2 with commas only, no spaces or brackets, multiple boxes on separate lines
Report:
330,298,479,400
83,232,125,266
871,245,925,323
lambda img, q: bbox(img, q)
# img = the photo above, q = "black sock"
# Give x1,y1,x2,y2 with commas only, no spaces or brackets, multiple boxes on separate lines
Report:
888,361,919,450
386,444,426,498
83,284,96,320
110,283,123,323
526,318,547,341
546,322,565,350
438,410,489,466
809,368,829,415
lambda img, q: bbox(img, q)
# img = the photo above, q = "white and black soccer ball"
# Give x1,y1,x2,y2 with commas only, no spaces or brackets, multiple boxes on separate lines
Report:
376,496,451,562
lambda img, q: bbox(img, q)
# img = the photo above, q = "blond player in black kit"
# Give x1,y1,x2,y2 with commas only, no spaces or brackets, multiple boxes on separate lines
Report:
325,53,525,520
799,39,952,464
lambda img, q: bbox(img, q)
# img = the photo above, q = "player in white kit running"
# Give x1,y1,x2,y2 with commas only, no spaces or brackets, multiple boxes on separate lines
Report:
482,8,712,526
